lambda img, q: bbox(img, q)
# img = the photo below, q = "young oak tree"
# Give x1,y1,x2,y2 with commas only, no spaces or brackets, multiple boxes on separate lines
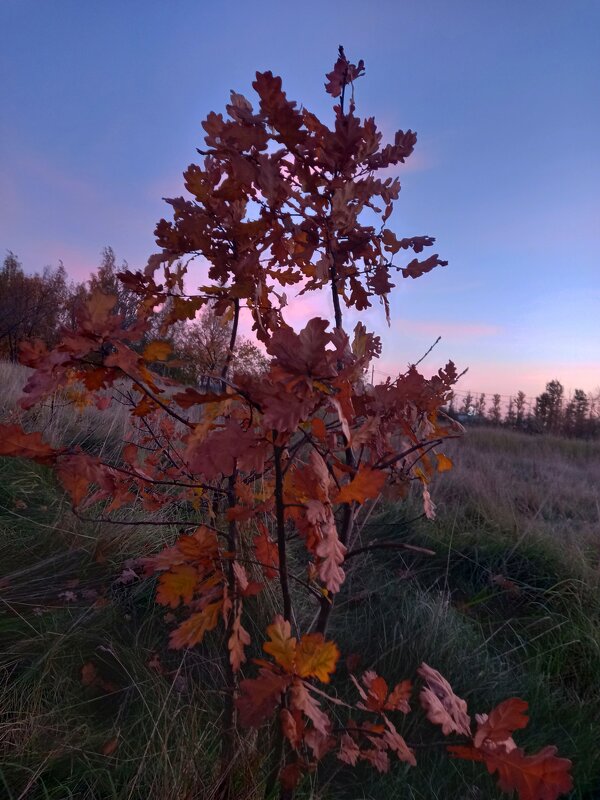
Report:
0,49,572,799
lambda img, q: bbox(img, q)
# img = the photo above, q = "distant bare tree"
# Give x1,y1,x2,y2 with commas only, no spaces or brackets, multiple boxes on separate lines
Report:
173,306,267,386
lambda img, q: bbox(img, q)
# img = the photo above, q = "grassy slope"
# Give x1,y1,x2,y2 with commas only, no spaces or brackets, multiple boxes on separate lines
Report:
322,428,600,799
1,362,599,799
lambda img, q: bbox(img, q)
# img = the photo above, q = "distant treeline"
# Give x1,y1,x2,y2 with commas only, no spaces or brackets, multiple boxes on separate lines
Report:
0,248,266,382
446,382,599,440
2,249,597,439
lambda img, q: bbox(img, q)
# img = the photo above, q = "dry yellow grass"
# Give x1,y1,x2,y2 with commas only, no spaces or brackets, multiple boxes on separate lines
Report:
433,426,600,574
0,360,131,453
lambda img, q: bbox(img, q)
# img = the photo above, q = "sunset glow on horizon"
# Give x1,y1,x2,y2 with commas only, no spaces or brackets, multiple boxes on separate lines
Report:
1,0,598,398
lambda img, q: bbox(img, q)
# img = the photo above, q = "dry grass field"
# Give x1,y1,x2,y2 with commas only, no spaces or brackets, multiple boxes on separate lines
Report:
1,361,599,799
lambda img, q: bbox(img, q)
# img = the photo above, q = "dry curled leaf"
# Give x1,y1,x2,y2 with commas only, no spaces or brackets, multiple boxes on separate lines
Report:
418,662,471,737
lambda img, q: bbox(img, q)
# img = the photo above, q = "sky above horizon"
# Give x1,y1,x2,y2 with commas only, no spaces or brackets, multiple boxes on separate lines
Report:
1,0,599,400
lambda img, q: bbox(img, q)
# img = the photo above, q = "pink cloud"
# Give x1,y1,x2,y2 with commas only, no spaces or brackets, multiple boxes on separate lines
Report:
32,241,100,282
280,289,331,326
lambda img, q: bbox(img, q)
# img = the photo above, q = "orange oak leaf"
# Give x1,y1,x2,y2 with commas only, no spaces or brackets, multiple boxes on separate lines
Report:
484,746,573,800
232,561,249,592
334,466,386,505
168,601,221,649
422,485,436,520
185,417,266,479
132,394,157,417
173,387,233,408
279,762,303,792
280,707,303,749
385,679,412,713
295,633,339,683
80,291,118,332
156,564,198,608
417,662,471,737
143,340,172,362
289,679,331,737
267,317,332,378
304,726,336,760
310,416,327,441
80,661,118,693
325,49,365,98
57,465,91,508
177,526,219,561
56,453,115,508
237,668,292,728
352,671,388,712
447,745,485,762
402,253,448,280
473,698,529,750
315,510,346,593
382,715,416,767
254,525,279,579
233,561,262,597
228,610,251,672
0,425,57,464
263,615,296,672
338,732,360,766
361,747,390,773
436,453,453,472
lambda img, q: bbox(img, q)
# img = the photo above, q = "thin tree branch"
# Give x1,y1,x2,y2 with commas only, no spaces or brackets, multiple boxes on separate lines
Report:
104,462,227,494
344,541,436,560
273,442,292,622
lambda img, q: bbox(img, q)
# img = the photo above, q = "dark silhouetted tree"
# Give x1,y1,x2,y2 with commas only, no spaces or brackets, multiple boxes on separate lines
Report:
488,393,502,425
460,391,473,415
506,396,516,427
514,390,526,429
535,380,564,433
0,252,70,360
88,247,139,328
564,389,589,438
446,390,456,416
473,392,486,418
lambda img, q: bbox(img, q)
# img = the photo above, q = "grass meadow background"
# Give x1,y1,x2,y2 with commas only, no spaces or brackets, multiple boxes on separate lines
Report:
1,361,599,799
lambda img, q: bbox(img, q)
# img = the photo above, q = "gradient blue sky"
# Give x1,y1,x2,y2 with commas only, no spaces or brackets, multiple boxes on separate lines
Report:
2,0,599,399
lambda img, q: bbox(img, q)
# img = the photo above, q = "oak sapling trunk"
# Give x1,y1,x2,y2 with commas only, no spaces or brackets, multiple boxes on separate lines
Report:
0,47,573,800
217,472,239,799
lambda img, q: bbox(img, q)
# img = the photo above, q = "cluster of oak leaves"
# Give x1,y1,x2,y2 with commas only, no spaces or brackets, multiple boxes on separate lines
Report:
0,50,572,798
